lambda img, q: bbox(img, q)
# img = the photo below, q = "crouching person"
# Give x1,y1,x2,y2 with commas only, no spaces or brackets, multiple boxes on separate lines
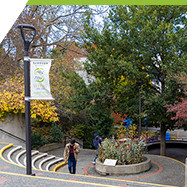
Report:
64,139,80,174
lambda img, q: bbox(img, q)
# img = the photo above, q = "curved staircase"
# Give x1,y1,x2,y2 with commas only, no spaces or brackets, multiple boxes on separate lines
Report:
1,144,66,172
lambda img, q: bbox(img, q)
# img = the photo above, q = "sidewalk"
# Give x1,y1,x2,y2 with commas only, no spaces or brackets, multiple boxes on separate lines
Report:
0,143,185,187
49,147,185,187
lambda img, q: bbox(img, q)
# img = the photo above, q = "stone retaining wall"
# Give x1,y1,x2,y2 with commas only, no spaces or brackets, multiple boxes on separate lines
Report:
38,138,83,152
0,114,83,150
96,157,151,175
38,143,65,152
0,114,25,146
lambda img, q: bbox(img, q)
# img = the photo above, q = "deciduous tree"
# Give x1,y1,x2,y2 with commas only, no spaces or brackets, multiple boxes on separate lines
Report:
82,5,187,155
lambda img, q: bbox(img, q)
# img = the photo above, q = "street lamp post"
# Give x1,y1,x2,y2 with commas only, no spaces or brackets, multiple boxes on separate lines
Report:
17,24,36,175
139,86,142,138
137,81,142,138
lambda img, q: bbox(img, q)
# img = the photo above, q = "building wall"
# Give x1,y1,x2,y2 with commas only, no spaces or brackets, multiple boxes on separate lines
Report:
0,114,26,146
75,57,95,85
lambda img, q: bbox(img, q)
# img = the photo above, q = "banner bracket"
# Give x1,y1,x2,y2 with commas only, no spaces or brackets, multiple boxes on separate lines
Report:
25,96,31,101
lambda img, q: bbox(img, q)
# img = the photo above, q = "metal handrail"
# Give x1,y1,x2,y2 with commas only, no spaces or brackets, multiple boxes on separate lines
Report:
0,128,26,143
146,139,187,147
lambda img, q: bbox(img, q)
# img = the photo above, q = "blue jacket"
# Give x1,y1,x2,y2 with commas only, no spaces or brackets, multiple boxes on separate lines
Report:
93,137,103,149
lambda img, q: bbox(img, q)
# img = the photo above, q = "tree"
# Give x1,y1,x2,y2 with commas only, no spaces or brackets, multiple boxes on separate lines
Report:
0,5,108,80
166,98,187,128
0,5,108,131
165,74,187,129
67,71,114,137
50,42,88,129
82,5,187,155
1,5,87,79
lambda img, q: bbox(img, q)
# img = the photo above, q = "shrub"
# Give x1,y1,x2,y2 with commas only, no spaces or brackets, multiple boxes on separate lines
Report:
98,136,146,165
0,76,59,122
47,123,64,143
31,131,47,149
69,124,96,148
141,131,159,142
116,123,138,139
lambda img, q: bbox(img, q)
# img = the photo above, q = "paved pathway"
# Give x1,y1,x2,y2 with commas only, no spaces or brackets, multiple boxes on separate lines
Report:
148,147,187,163
0,143,186,187
49,148,185,187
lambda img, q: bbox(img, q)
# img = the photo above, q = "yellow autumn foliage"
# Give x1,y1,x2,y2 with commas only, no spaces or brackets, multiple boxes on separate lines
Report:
0,76,59,123
117,75,134,87
117,123,138,139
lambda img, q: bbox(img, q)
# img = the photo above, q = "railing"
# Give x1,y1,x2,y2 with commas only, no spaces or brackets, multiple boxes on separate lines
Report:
0,128,26,143
146,139,187,146
173,138,187,141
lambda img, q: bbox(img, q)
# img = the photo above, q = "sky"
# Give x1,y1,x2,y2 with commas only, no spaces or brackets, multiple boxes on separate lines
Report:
0,2,186,44
0,3,106,44
0,0,27,43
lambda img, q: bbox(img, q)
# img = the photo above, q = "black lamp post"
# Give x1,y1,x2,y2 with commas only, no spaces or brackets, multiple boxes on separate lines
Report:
137,81,142,138
17,24,36,175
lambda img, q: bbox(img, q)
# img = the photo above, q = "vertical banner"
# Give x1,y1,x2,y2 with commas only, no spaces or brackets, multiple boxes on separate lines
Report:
30,58,54,100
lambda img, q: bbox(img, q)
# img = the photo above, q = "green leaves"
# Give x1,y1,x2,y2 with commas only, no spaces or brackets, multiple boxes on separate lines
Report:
81,5,186,129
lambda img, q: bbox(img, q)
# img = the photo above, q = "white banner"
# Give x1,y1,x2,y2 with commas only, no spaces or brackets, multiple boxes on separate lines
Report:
30,58,54,100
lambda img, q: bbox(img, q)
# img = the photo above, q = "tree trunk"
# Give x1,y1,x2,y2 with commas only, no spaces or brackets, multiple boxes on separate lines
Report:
160,124,167,156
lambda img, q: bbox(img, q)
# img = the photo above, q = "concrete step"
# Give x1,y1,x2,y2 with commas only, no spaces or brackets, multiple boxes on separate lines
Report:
2,144,65,172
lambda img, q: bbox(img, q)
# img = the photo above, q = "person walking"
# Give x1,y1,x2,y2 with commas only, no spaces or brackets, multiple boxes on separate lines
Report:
93,133,103,165
64,139,80,174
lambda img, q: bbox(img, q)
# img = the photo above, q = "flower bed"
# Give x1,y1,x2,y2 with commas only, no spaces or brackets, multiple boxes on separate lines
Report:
98,136,146,165
95,136,151,175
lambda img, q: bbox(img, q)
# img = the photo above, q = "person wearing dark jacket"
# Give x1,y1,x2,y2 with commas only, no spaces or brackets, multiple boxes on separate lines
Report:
93,133,103,164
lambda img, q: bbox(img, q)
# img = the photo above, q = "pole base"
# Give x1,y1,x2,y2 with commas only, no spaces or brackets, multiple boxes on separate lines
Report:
27,173,35,176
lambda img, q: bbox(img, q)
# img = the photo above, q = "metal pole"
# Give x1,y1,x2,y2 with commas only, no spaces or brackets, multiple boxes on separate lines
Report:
24,54,32,175
17,24,36,175
146,123,148,153
139,87,142,138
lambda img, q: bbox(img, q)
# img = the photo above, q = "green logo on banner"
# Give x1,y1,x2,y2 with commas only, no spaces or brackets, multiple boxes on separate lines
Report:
34,68,44,82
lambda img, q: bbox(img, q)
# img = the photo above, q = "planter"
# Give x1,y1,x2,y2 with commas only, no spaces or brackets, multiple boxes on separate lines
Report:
95,156,151,175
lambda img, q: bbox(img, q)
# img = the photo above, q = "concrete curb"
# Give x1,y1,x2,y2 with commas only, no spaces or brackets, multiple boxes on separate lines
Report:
95,157,151,175
53,161,68,172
